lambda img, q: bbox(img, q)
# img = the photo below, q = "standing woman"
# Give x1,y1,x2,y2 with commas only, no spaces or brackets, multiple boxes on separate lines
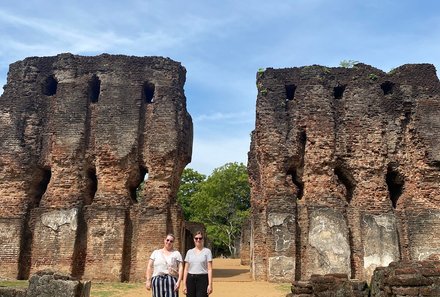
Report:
146,234,183,297
183,231,213,297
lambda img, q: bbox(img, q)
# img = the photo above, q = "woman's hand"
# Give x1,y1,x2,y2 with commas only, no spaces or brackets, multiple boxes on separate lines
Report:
174,280,180,292
145,280,151,291
183,285,187,294
207,284,213,295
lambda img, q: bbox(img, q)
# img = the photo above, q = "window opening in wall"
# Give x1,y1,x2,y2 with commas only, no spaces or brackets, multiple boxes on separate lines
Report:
85,168,98,205
334,165,355,203
42,75,58,96
381,81,394,95
285,84,296,101
386,164,404,208
32,168,51,207
333,85,346,99
142,81,155,103
130,167,148,203
88,75,101,103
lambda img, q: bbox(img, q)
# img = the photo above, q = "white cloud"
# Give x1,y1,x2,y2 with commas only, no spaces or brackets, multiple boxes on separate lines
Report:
194,111,254,124
2,0,440,175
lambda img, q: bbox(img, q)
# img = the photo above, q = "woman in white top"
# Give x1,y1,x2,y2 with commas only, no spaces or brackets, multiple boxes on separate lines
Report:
146,234,183,297
183,231,213,297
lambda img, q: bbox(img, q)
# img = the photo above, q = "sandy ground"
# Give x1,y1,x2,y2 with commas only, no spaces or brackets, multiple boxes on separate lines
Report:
113,258,291,297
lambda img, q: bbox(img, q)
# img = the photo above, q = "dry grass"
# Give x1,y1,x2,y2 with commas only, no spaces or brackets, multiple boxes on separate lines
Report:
1,259,291,297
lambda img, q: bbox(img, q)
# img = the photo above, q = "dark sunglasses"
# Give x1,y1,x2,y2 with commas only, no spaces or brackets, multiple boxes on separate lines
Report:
166,239,174,243
194,237,203,241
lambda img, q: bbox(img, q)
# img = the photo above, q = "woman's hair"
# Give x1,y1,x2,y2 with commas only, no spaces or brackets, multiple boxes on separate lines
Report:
166,233,175,240
194,231,204,238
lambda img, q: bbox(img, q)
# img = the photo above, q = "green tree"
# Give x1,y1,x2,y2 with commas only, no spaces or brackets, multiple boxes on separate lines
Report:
189,162,250,257
177,168,206,220
339,59,359,68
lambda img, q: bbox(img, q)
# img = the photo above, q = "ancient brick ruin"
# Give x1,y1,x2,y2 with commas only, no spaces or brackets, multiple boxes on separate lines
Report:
0,53,192,281
287,258,440,297
248,63,440,283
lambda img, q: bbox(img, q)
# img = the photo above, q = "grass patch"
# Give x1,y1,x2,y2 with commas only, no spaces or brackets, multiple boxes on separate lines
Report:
275,283,291,292
91,282,144,297
0,280,28,288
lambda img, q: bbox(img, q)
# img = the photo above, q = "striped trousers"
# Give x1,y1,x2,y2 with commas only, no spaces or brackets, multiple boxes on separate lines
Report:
151,274,178,297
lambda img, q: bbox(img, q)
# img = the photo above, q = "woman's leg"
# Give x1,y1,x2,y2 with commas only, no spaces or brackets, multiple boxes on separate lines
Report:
195,274,208,297
165,275,178,297
186,274,197,297
151,276,161,297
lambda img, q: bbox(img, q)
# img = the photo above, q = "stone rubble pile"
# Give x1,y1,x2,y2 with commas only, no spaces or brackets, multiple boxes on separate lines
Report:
0,270,91,297
286,258,440,297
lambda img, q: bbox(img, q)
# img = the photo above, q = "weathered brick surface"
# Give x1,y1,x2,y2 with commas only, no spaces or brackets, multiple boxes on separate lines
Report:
248,64,440,282
29,208,79,277
288,274,369,297
239,218,251,265
27,270,91,297
0,54,192,280
370,260,440,296
0,287,27,297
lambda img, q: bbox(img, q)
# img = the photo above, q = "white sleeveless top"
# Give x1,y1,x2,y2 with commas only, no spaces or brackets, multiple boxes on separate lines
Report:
150,249,183,277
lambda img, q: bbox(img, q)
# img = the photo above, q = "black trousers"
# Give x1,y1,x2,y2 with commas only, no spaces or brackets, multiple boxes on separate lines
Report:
186,273,208,297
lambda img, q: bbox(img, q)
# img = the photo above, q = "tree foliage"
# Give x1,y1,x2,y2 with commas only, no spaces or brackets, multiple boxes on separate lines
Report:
177,163,250,257
177,168,206,220
339,59,359,68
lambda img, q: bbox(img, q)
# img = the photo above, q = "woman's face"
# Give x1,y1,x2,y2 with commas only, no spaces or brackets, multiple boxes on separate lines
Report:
164,235,175,249
194,234,204,247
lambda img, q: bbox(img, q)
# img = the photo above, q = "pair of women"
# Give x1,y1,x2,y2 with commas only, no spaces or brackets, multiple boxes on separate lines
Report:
146,231,213,297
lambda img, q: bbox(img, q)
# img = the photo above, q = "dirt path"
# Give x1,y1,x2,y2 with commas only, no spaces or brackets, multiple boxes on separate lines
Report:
113,258,290,297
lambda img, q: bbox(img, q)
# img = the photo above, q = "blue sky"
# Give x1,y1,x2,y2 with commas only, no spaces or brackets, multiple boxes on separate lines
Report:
1,0,440,175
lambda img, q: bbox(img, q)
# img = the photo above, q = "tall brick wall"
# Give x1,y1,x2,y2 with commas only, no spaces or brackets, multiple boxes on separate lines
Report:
248,63,440,282
0,53,192,281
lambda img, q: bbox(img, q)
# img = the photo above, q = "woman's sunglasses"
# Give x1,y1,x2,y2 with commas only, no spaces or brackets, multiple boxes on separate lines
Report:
165,239,174,243
194,237,203,241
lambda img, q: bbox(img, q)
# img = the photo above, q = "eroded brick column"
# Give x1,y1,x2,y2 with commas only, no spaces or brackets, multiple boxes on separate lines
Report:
0,54,192,282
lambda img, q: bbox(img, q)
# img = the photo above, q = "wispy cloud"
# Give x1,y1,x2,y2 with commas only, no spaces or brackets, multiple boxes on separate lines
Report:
194,111,254,124
2,0,440,174
0,9,182,56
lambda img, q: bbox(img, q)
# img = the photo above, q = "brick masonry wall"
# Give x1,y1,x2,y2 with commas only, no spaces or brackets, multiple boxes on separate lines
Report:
0,54,192,280
370,259,440,296
248,63,440,282
0,218,24,278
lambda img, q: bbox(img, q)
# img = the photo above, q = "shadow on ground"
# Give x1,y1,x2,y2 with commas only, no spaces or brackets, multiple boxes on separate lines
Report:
213,268,249,278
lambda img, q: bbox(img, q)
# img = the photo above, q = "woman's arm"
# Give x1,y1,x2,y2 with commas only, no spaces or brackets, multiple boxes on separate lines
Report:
145,259,154,290
182,262,189,294
207,261,213,295
175,261,183,291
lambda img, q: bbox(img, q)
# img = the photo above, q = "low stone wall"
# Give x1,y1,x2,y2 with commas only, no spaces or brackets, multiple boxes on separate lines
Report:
0,270,90,297
287,274,369,297
0,287,27,297
370,259,440,296
286,259,440,296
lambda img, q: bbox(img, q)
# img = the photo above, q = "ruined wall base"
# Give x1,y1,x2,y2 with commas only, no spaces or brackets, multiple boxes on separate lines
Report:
83,206,128,281
130,207,169,282
408,210,440,261
288,274,369,297
305,207,351,278
362,212,400,282
370,259,440,296
29,208,79,276
0,218,23,279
